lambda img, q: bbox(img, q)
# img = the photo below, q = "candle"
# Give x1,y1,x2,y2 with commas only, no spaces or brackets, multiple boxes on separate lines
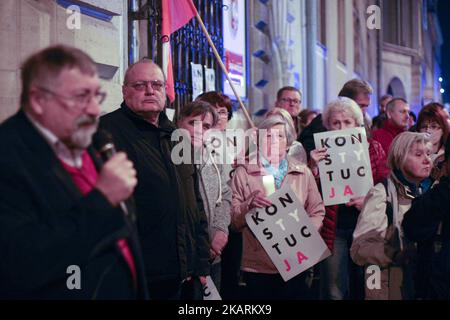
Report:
262,175,276,196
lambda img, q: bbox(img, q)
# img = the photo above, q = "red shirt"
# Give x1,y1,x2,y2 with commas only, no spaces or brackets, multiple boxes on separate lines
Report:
60,151,137,285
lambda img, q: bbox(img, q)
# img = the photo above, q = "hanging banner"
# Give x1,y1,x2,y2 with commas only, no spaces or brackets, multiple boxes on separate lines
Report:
313,127,374,206
191,62,204,99
223,0,247,99
245,185,331,282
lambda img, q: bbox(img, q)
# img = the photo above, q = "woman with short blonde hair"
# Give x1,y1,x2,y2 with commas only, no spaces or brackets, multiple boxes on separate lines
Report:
351,132,433,299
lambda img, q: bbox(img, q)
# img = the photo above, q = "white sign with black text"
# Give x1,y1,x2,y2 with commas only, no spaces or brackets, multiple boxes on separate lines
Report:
313,127,374,206
245,185,331,281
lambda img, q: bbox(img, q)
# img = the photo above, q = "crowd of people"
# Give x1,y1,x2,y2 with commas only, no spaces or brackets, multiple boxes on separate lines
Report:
1,45,449,300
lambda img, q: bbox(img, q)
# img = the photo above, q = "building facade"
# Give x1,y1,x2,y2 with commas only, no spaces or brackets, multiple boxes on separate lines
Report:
247,0,443,119
0,0,444,123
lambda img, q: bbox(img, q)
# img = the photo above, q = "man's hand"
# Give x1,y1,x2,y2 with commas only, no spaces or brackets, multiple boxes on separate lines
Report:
95,152,137,206
210,230,228,259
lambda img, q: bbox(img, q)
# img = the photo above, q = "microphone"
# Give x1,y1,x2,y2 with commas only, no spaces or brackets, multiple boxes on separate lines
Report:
93,129,116,161
93,129,129,216
93,130,150,299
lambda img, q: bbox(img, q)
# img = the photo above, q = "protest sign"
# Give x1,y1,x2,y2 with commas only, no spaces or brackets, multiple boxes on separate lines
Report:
191,62,204,99
205,67,216,92
202,276,222,300
245,185,331,281
313,127,373,206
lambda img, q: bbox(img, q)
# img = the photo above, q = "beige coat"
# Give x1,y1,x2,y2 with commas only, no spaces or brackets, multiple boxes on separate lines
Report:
350,175,415,300
231,156,325,274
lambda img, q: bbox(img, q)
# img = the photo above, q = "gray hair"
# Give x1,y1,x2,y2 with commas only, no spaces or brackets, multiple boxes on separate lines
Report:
258,110,296,147
385,97,408,113
322,97,364,130
387,132,431,172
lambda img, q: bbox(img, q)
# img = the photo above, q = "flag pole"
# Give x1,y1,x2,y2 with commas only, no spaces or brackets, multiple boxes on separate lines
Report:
189,4,255,129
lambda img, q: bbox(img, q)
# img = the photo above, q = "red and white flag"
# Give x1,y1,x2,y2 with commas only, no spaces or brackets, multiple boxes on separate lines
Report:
162,0,197,102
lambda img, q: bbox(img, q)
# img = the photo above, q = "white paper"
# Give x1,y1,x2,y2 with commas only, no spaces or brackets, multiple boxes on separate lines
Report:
313,127,374,206
191,62,204,100
245,185,331,282
204,67,216,92
203,276,222,300
165,108,175,122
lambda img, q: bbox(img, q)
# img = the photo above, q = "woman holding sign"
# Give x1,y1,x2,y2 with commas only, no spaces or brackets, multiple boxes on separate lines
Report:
308,97,389,300
230,113,325,300
351,132,433,299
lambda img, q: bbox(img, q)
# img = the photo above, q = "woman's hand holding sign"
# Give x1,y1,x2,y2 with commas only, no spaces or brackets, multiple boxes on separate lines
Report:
247,190,272,210
309,148,328,176
310,148,328,165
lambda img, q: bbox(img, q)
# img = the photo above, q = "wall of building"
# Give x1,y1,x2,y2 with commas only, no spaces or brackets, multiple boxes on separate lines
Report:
0,0,128,123
247,0,303,123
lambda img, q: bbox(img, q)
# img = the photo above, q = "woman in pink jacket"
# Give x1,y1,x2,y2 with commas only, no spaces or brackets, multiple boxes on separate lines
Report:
230,113,325,300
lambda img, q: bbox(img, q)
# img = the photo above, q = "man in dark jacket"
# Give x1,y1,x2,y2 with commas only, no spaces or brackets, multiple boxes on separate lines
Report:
99,59,210,299
403,138,450,299
0,45,143,299
298,79,373,158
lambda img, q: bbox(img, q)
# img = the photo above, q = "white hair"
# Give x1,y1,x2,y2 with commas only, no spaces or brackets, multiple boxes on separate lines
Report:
322,97,364,130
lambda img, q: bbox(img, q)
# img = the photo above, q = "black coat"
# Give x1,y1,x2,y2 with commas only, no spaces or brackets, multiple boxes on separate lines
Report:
403,176,450,299
99,104,210,285
0,111,143,299
297,114,327,158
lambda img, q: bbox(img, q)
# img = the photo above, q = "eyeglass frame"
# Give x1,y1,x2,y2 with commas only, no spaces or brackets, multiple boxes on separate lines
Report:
125,80,166,92
37,86,107,109
280,97,301,105
419,123,442,131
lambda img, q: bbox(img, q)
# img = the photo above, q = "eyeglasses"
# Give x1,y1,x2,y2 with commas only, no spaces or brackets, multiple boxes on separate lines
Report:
419,123,442,131
216,110,229,118
127,80,166,92
280,98,301,105
38,87,106,108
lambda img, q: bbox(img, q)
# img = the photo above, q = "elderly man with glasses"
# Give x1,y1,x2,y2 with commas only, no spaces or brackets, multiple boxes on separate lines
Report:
99,59,210,300
0,45,144,299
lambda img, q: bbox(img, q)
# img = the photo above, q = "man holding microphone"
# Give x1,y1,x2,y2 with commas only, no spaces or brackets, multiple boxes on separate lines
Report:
0,45,144,299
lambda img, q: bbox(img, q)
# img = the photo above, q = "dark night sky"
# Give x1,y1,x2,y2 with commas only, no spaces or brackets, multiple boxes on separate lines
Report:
438,0,450,103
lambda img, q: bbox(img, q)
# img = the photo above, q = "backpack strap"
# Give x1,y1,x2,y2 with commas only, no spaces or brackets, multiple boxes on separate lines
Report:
381,178,394,227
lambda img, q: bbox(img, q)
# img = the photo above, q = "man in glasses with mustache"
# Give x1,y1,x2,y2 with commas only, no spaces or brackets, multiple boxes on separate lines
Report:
0,45,142,299
99,59,210,299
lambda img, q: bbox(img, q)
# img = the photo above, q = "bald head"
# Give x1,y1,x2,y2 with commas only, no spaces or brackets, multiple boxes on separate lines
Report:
124,59,165,85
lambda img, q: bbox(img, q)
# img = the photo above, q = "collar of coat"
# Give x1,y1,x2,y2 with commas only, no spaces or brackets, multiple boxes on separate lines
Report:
390,171,431,199
120,102,176,135
383,119,406,137
234,154,308,176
